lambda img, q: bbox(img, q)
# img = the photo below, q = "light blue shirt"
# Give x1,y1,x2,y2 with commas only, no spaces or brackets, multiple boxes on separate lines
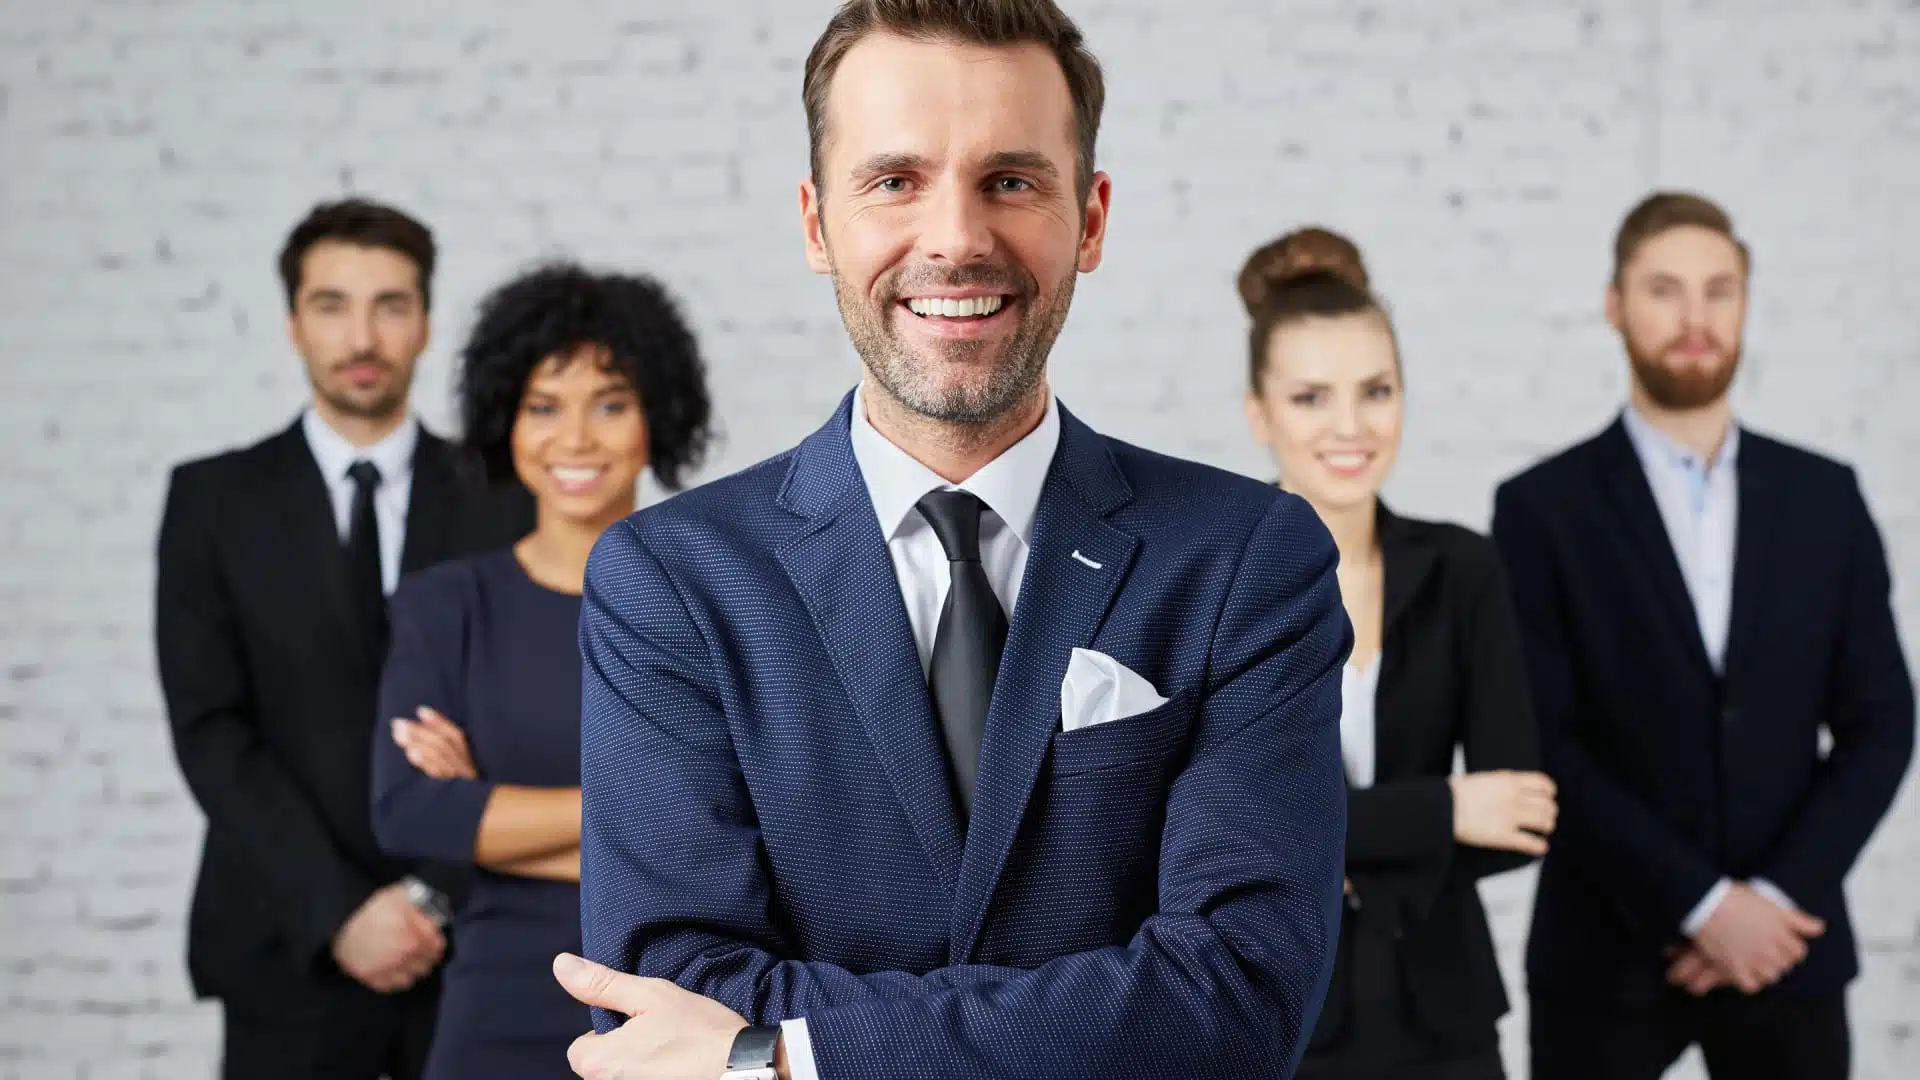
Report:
1619,407,1797,932
1620,405,1739,673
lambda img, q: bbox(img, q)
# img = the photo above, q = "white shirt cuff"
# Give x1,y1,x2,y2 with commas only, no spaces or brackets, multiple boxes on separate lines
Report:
1681,877,1733,936
1750,877,1798,912
780,1018,820,1080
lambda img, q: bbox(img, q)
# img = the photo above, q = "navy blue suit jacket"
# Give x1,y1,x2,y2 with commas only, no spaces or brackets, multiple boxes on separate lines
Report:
578,394,1350,1079
1493,419,1915,1003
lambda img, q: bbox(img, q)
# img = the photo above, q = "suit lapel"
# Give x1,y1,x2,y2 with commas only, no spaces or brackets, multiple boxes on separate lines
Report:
1373,505,1435,782
1722,433,1776,687
774,397,966,897
261,419,369,675
401,434,458,575
1596,420,1713,674
949,407,1138,961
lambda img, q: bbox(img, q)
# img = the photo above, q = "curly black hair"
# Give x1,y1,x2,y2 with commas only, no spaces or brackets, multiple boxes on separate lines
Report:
457,262,714,490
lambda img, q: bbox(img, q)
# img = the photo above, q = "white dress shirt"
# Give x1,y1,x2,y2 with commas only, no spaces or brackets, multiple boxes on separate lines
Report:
1340,655,1382,789
777,384,1062,1080
301,408,418,596
1619,407,1796,933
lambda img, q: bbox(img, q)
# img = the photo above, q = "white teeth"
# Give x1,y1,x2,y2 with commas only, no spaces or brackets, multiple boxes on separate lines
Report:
1321,453,1369,470
906,296,1004,318
551,466,602,485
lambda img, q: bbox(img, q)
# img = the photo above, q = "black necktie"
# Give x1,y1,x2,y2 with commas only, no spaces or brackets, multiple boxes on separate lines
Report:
917,490,1009,822
345,461,388,660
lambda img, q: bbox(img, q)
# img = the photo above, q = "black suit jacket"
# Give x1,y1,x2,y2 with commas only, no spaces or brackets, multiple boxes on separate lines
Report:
155,417,533,1004
1308,506,1542,1055
1492,418,1915,1004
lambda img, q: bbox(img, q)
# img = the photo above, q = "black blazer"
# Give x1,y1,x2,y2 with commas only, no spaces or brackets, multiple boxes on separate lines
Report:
1308,506,1542,1056
155,417,533,1004
1492,418,1914,1004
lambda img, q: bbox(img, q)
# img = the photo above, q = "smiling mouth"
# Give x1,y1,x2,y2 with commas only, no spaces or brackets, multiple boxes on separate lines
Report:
548,465,606,494
1318,451,1374,475
901,295,1009,320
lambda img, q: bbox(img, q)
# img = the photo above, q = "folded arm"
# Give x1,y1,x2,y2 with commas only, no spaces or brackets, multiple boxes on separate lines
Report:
579,498,1350,1080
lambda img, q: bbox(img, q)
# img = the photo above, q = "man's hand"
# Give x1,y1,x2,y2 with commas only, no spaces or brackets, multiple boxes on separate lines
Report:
392,706,480,780
1448,770,1558,855
1664,942,1732,996
555,953,758,1080
331,882,446,993
1691,883,1825,994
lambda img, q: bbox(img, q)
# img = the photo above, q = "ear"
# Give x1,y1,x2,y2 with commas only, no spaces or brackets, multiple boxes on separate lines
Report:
1242,389,1271,448
800,177,831,275
285,310,301,351
1076,171,1113,274
1604,281,1624,333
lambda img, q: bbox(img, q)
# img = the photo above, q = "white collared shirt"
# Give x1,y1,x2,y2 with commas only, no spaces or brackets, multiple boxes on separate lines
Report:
779,383,1061,1080
1340,655,1382,789
301,408,419,595
846,383,1061,672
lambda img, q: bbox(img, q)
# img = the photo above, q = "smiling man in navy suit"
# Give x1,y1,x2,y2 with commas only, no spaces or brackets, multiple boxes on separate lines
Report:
550,3,1350,1078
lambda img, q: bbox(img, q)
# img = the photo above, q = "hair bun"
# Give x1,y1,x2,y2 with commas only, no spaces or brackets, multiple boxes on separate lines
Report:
1236,227,1370,316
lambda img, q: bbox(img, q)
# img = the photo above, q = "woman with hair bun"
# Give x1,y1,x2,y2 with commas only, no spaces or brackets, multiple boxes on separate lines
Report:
369,262,714,1079
1240,229,1554,1078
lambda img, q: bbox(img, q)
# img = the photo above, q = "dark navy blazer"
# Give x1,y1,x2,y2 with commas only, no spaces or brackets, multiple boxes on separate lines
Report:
578,394,1351,1079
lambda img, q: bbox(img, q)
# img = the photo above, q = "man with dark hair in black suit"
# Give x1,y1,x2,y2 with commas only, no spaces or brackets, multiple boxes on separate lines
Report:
155,198,531,1079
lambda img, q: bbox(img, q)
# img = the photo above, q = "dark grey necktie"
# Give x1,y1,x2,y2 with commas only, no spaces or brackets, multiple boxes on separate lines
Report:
916,490,1009,822
345,461,388,659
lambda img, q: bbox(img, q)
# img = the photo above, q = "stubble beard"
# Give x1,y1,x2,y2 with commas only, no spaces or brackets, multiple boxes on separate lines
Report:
831,259,1073,427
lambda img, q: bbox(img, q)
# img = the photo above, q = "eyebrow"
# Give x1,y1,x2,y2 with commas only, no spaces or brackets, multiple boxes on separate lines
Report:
848,149,1063,182
373,289,417,305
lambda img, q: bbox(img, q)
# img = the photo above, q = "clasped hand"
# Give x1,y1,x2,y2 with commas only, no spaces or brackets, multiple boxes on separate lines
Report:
1665,883,1825,996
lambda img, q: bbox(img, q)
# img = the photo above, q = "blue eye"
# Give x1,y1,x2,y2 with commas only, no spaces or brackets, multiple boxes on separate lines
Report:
878,177,909,193
994,177,1033,193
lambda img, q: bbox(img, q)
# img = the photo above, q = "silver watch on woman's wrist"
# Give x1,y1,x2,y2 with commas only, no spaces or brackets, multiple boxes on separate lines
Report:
719,1024,780,1080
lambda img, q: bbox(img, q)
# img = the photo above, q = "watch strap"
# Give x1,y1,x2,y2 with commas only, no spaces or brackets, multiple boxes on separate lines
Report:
725,1024,781,1071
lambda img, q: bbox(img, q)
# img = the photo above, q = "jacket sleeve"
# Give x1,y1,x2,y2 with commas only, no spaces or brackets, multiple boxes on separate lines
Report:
154,464,373,967
1344,545,1542,915
1492,481,1721,936
578,497,1349,1080
370,573,493,866
1756,471,1915,902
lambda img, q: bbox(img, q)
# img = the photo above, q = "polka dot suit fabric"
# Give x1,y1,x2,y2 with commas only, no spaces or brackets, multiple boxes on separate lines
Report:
578,392,1351,1079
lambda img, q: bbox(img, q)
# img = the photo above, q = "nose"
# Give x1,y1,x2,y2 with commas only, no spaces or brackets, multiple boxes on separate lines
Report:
346,307,377,354
560,405,596,452
1330,396,1364,439
918,181,993,266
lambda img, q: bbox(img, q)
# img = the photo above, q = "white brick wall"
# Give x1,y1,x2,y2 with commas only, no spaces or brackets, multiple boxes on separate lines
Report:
1,1,1913,1076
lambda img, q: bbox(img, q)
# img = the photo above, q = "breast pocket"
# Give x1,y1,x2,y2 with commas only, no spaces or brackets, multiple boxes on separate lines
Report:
1049,689,1196,778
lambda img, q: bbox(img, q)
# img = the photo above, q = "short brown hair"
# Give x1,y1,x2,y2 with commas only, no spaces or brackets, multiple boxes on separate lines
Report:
1612,191,1750,284
279,197,436,312
802,0,1105,202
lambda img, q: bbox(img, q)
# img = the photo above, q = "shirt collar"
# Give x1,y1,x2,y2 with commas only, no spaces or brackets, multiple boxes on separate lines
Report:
847,383,1060,544
301,407,420,487
1621,403,1740,481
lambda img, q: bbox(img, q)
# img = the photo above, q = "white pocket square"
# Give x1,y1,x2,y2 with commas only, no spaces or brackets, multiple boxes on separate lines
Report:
1059,647,1169,733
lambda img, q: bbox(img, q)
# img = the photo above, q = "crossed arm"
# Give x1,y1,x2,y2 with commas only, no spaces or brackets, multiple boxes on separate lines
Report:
574,497,1351,1080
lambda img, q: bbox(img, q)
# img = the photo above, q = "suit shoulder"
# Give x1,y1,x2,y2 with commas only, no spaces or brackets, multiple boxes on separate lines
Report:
634,449,797,529
1394,513,1507,583
1495,429,1613,504
1103,437,1281,513
1740,427,1855,486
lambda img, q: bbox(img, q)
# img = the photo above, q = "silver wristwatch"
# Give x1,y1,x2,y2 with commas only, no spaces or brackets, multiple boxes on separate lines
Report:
719,1025,780,1080
402,876,453,928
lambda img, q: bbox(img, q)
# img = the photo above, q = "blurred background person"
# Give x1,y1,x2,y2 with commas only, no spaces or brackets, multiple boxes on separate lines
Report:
369,262,714,1080
1494,192,1915,1080
1240,228,1557,1080
154,198,533,1080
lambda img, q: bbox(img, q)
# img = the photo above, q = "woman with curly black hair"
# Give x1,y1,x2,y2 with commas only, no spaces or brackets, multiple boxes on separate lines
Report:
368,262,713,1079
